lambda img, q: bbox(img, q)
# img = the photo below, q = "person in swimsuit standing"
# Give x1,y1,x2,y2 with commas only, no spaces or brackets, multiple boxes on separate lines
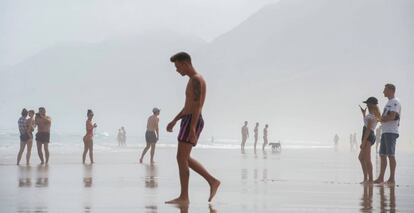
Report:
241,121,249,152
358,97,381,184
262,124,269,151
254,122,259,153
139,107,160,164
165,52,220,205
35,107,51,165
17,108,29,165
83,109,97,164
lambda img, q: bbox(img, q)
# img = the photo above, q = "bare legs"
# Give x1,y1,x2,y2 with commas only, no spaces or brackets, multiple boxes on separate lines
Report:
262,139,268,151
17,142,27,165
83,139,94,164
166,142,220,204
140,142,156,164
241,137,247,153
358,146,373,183
36,141,45,164
374,155,396,185
26,140,33,165
254,137,258,154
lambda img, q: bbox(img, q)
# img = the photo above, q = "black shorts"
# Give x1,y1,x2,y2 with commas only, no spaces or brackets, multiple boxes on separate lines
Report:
362,126,376,145
20,133,30,142
145,131,158,143
36,132,50,143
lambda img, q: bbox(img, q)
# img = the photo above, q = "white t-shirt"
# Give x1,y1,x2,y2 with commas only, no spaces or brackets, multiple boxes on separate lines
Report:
381,98,401,134
364,113,378,131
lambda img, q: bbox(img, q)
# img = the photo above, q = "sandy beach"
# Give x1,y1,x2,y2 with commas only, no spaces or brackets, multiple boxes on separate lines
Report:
1,144,413,213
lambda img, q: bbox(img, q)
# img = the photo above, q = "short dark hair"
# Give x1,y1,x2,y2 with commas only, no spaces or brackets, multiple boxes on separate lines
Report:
21,108,28,117
385,83,396,92
87,109,93,116
28,110,35,114
170,52,191,63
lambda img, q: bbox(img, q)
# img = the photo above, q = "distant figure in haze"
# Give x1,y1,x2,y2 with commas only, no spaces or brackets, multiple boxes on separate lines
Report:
374,84,401,185
83,109,97,164
121,126,127,146
254,122,259,153
17,108,30,165
353,133,358,150
117,129,122,146
358,97,381,184
139,108,160,164
35,107,51,165
262,124,269,151
241,121,249,152
333,134,339,147
349,133,354,151
375,126,382,153
165,52,220,205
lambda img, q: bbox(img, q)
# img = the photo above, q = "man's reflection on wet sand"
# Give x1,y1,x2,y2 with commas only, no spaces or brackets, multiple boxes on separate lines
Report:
145,164,158,188
18,166,32,187
379,185,396,213
169,203,217,213
35,165,49,188
83,164,93,188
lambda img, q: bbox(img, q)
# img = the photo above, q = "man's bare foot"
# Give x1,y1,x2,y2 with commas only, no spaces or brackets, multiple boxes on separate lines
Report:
373,178,384,184
208,179,221,202
385,179,395,186
150,160,155,165
139,158,143,164
40,162,44,165
165,197,189,205
360,180,367,184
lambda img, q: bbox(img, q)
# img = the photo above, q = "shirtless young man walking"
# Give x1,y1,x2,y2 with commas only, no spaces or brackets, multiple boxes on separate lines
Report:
35,107,51,165
165,52,220,205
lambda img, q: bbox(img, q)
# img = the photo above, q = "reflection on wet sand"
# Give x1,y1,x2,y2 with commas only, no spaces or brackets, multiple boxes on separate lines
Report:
379,185,396,213
18,166,32,187
168,203,217,213
359,184,397,213
145,164,158,188
83,164,93,188
145,205,158,213
360,184,373,212
35,165,49,188
242,168,268,182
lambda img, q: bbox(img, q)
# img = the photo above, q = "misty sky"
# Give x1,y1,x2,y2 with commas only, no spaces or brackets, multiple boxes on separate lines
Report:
0,0,277,66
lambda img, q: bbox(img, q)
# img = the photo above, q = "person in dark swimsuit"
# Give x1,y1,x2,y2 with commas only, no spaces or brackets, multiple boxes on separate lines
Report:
83,109,97,164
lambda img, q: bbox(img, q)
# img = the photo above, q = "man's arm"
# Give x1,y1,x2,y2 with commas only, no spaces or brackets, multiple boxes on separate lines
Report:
155,118,160,139
381,111,396,122
189,77,202,133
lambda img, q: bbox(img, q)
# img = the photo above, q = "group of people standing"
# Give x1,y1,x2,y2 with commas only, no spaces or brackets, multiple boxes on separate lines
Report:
358,83,401,185
16,52,220,204
17,107,51,165
241,121,269,153
117,126,127,146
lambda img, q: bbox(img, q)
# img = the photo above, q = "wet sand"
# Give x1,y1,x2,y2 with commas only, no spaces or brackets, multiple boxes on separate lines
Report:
1,147,414,212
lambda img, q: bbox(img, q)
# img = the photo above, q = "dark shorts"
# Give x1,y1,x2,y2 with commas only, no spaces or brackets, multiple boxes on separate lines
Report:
362,126,376,146
145,131,158,143
379,133,399,156
20,133,30,142
36,132,50,143
178,114,204,146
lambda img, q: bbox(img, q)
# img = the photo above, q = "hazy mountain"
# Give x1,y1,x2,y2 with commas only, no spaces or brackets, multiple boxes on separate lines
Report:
197,0,414,142
1,0,413,143
0,31,206,135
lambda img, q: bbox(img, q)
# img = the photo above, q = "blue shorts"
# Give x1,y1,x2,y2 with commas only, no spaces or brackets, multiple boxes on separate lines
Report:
379,133,399,156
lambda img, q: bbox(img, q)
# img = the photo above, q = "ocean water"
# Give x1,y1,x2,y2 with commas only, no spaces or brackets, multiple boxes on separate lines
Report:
0,131,333,156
